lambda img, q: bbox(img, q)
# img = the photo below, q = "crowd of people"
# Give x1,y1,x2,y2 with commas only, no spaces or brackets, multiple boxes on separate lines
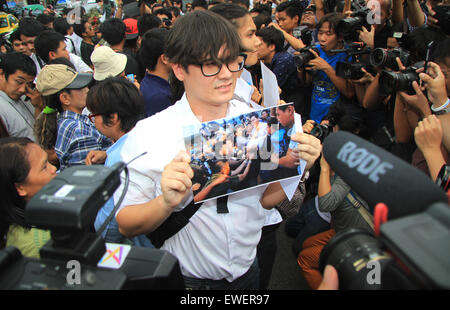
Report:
0,0,449,290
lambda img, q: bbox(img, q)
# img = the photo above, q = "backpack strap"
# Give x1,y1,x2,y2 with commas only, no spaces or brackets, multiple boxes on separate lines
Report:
146,199,203,248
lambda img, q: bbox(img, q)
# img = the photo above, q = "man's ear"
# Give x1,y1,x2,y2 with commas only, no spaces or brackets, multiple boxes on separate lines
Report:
49,51,56,61
15,183,28,198
269,43,276,53
171,63,185,81
160,54,169,66
59,91,71,108
108,113,119,127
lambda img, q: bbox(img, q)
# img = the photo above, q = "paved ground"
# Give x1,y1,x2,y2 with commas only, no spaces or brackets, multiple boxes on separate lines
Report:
267,220,310,290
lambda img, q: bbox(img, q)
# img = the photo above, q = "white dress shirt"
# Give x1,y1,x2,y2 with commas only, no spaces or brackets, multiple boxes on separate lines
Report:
116,94,268,281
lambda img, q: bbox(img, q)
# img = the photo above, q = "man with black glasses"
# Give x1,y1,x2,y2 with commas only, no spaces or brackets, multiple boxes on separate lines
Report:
114,11,321,290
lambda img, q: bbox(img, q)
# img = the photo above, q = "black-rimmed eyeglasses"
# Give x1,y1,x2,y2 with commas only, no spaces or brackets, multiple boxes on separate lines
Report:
199,53,247,77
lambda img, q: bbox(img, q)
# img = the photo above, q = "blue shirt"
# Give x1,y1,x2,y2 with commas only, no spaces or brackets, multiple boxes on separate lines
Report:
309,44,348,123
269,51,300,95
94,133,153,248
55,111,112,171
140,72,172,117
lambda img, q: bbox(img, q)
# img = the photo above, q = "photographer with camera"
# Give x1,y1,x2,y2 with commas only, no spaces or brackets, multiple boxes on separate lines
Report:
270,0,307,54
0,53,42,141
0,137,57,258
256,26,304,108
357,0,398,49
154,8,173,29
297,120,374,290
297,12,355,124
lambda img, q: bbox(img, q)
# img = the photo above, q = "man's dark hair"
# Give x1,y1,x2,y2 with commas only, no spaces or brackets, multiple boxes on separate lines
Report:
432,37,450,63
73,16,90,38
256,26,285,53
316,12,342,34
250,5,272,17
34,30,65,63
53,17,72,36
9,30,22,43
18,17,45,38
99,18,126,46
231,0,250,9
164,10,241,70
86,77,145,133
154,8,173,21
137,13,162,36
404,25,447,63
139,28,168,71
36,13,55,27
275,0,303,20
209,3,249,29
192,0,208,10
0,52,37,80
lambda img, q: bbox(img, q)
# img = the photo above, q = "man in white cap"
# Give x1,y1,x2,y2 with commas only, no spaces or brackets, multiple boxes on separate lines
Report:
90,46,140,89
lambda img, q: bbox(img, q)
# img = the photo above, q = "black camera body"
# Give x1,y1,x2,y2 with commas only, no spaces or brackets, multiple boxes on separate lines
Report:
162,17,172,28
294,46,319,69
378,61,425,96
333,43,372,80
336,8,371,42
370,47,410,71
0,164,185,290
310,121,334,143
293,26,314,46
336,61,366,80
319,202,450,290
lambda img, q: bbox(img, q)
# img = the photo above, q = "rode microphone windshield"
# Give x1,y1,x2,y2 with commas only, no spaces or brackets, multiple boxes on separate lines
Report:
322,131,448,219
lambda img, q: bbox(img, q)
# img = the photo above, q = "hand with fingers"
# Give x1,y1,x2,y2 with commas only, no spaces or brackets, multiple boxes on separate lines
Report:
352,67,375,84
85,150,107,165
290,132,322,171
414,114,443,157
302,119,316,133
358,25,375,49
417,62,448,109
306,48,332,73
161,151,194,211
397,80,431,117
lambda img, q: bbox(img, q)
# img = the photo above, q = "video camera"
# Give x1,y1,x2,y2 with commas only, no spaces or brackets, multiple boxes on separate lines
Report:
319,131,450,290
378,61,425,96
332,43,372,80
294,46,319,69
0,163,185,290
336,0,372,42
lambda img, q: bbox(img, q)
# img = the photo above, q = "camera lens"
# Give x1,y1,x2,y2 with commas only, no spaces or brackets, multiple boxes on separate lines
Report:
370,48,388,68
319,229,393,290
379,70,400,95
294,48,316,68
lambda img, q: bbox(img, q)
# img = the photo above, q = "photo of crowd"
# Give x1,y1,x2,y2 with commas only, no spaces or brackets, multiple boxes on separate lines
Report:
184,103,302,203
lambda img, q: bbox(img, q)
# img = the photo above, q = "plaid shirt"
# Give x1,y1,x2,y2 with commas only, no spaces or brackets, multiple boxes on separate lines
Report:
55,111,112,171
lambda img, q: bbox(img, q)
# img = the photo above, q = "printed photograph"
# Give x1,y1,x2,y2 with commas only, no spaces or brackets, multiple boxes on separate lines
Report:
183,103,303,203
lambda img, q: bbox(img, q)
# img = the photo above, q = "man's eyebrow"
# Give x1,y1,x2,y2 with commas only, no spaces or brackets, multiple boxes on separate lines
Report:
41,154,49,170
